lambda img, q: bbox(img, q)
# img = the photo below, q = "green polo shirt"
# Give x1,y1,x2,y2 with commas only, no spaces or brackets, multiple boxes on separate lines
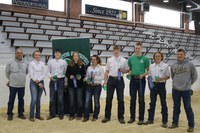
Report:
128,55,150,76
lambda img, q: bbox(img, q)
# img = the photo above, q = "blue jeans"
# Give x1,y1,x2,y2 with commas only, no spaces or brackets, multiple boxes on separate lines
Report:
49,78,64,117
68,87,83,117
104,77,125,120
172,89,194,127
129,77,146,121
7,86,25,116
29,80,43,118
84,85,102,119
147,82,168,123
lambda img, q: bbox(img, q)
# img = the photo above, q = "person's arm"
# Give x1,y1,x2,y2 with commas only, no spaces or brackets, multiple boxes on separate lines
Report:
119,59,129,73
190,63,198,85
103,70,109,85
28,62,37,81
5,62,10,80
63,61,67,76
38,62,46,82
65,65,70,79
80,64,86,80
47,60,54,81
157,65,170,81
95,66,104,82
139,57,149,79
170,65,174,79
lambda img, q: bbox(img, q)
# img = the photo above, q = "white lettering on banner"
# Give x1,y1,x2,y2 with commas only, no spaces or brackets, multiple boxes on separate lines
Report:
12,0,48,9
93,8,104,14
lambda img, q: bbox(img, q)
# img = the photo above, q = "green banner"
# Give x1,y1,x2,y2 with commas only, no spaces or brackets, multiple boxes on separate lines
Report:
52,38,90,67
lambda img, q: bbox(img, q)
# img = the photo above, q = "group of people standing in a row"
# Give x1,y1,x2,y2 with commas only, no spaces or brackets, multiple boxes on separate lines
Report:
5,42,197,132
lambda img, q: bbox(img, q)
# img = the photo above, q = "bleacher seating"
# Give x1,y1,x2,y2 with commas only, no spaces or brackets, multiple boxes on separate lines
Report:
0,8,200,66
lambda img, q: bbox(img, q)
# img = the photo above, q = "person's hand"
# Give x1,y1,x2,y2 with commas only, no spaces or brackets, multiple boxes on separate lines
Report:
139,74,144,79
70,75,74,79
77,75,82,80
34,80,40,84
92,74,95,78
103,81,107,86
50,77,56,81
38,83,43,88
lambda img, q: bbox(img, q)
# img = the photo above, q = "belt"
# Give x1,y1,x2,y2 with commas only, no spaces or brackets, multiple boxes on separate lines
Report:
88,83,101,87
153,82,165,84
131,75,140,79
110,76,123,80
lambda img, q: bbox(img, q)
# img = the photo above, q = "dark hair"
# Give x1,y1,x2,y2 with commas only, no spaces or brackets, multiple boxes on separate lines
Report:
69,51,83,67
55,49,62,53
153,51,164,61
177,49,186,54
113,45,120,50
91,55,102,65
135,42,142,47
32,50,41,58
15,47,23,54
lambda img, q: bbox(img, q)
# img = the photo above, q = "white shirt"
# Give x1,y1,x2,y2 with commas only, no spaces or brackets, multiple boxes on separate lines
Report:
28,60,46,82
149,61,170,82
86,64,104,84
47,58,67,78
106,56,128,77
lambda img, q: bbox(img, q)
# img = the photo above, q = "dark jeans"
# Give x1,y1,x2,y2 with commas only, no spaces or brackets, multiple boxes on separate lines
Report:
147,82,168,123
68,87,83,117
29,80,43,118
49,78,64,117
172,89,194,127
129,77,146,121
104,77,125,120
84,85,102,119
7,86,25,116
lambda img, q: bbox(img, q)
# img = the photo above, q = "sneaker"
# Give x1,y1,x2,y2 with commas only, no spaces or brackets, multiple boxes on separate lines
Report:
69,116,75,121
36,116,44,120
119,119,126,124
18,115,26,119
29,117,35,122
127,118,135,123
187,127,194,132
82,118,89,122
59,115,64,120
161,123,168,128
91,118,97,121
137,120,144,125
168,124,178,129
7,115,13,121
144,120,153,125
102,118,110,123
46,115,55,120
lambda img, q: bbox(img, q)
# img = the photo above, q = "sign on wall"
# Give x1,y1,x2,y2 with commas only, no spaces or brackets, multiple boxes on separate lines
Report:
85,4,127,20
12,0,48,9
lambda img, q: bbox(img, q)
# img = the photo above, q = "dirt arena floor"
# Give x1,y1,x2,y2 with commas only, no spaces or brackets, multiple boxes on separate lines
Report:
0,91,199,133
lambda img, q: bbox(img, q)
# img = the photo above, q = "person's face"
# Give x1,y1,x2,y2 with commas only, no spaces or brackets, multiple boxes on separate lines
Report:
34,52,41,61
176,51,186,62
73,53,79,62
113,49,120,57
15,49,23,60
54,51,61,59
91,57,97,65
154,53,162,63
135,45,142,54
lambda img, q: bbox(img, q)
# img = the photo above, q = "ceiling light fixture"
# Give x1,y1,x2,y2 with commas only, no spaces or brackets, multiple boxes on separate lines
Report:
163,0,169,3
186,1,192,8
